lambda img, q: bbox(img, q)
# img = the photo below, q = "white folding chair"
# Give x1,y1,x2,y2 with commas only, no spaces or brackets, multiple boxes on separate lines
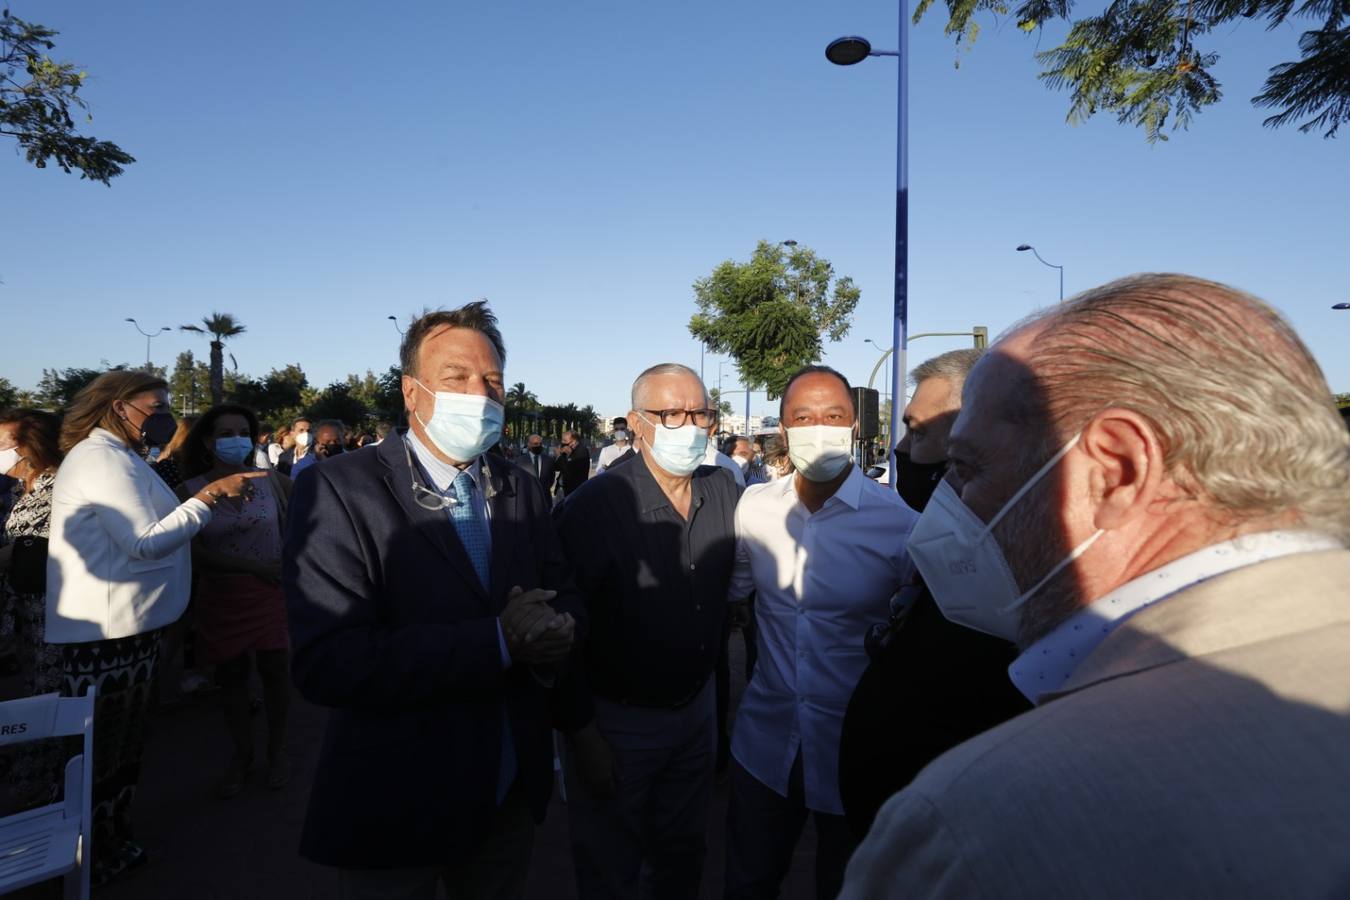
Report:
0,688,95,900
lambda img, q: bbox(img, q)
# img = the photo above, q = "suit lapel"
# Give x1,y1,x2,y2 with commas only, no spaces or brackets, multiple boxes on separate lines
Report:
485,456,517,615
377,437,488,605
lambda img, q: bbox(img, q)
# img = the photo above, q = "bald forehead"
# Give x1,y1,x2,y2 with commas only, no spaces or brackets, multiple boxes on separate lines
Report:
639,372,706,408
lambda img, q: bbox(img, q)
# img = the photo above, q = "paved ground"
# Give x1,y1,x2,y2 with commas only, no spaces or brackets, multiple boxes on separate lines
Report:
4,637,819,899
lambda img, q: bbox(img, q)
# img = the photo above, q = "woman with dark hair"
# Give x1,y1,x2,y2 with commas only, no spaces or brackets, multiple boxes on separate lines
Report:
46,371,262,885
177,405,294,797
0,409,66,804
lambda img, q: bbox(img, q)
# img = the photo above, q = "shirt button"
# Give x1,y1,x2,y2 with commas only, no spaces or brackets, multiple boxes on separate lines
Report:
695,604,702,611
690,564,696,570
699,644,705,651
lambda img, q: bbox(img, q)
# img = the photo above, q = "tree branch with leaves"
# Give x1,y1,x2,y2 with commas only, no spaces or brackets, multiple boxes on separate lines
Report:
689,240,860,398
916,0,1350,139
1,9,134,183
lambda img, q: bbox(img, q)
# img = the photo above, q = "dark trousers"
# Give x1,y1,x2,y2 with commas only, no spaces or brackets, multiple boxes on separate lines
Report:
337,782,534,900
715,608,757,769
724,755,858,900
567,681,716,900
59,629,162,876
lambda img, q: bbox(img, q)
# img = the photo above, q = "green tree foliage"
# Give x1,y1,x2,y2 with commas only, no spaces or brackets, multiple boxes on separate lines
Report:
689,241,861,398
35,366,109,408
1,10,134,183
0,376,17,408
181,313,245,407
305,381,370,430
230,363,308,426
534,403,602,441
915,0,1350,139
709,387,735,419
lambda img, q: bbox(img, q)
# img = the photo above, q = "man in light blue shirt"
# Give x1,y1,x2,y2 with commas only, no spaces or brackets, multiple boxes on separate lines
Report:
725,366,917,900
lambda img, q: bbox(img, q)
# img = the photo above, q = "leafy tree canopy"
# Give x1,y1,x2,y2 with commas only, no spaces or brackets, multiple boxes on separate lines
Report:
917,0,1350,139
1,10,134,183
689,240,861,398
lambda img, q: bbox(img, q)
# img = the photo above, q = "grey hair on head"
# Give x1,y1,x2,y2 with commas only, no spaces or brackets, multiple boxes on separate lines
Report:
630,363,710,411
1006,272,1350,541
910,348,985,400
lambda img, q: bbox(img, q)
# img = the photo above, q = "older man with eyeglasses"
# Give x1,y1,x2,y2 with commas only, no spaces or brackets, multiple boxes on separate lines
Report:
554,362,741,900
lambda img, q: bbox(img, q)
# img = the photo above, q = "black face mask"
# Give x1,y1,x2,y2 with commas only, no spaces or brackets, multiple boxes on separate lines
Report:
894,451,948,512
528,446,541,455
321,442,345,457
135,411,178,448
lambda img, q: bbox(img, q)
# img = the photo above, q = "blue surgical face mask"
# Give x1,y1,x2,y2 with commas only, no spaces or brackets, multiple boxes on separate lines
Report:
413,379,505,463
637,415,708,476
214,436,254,466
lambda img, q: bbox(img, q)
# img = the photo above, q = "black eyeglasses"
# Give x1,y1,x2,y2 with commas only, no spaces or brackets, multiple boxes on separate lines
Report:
642,408,717,429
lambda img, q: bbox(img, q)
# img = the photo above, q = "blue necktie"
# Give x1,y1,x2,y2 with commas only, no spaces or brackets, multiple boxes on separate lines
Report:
450,471,490,590
448,469,515,802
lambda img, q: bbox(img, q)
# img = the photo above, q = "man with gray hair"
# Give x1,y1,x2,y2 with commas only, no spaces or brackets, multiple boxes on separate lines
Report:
893,348,983,510
842,274,1350,898
555,362,740,899
837,347,1029,838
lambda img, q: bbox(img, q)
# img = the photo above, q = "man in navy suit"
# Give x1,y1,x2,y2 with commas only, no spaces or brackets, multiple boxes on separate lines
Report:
516,432,556,491
284,301,583,900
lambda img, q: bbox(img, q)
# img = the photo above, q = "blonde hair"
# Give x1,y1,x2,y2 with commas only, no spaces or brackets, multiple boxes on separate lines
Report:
1013,273,1350,540
60,371,169,454
161,415,199,461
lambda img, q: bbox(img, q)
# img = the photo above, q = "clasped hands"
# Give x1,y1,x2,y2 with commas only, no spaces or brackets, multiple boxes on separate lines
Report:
500,585,575,666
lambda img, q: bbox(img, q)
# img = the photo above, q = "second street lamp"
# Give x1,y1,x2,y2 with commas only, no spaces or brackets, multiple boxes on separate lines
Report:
1016,244,1065,303
125,318,172,367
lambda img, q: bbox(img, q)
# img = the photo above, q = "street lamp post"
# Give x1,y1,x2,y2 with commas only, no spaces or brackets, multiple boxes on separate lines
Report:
125,318,172,367
827,31,907,487
388,316,405,336
1016,244,1064,303
865,329,987,391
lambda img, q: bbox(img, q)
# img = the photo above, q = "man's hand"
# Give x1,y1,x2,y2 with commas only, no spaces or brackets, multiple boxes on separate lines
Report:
570,722,618,800
500,586,575,664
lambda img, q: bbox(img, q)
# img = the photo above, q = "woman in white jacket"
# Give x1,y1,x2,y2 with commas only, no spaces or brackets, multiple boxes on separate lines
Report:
45,370,261,886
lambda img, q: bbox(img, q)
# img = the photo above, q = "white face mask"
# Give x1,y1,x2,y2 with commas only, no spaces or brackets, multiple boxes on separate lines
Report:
785,425,853,482
295,431,312,448
413,379,506,463
637,416,708,477
906,433,1105,642
0,445,21,476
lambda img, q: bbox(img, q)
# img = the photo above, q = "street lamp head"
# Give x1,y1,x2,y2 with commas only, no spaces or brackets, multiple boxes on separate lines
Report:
781,239,798,247
826,36,872,66
1016,244,1033,252
387,316,397,321
124,317,136,323
1333,302,1350,310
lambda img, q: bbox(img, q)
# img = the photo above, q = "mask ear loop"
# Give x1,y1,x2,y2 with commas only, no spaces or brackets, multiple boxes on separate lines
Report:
980,432,1084,540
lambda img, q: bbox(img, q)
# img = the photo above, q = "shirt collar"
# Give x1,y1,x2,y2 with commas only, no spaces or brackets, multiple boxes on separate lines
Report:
1009,529,1344,705
789,463,865,512
405,429,481,494
623,451,706,514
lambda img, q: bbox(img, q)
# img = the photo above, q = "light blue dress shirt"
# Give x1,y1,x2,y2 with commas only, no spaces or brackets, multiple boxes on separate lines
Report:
728,465,918,815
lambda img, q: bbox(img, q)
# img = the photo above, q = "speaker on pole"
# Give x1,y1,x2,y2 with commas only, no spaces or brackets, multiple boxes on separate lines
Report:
853,387,880,440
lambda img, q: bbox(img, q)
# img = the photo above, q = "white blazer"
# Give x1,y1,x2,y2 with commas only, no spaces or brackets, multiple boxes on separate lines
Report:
45,428,213,643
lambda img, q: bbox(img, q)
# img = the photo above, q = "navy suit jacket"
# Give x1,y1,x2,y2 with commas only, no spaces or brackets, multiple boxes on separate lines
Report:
514,450,556,493
283,434,584,868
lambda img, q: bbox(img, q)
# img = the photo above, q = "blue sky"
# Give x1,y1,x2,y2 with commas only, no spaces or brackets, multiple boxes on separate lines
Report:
4,0,1347,421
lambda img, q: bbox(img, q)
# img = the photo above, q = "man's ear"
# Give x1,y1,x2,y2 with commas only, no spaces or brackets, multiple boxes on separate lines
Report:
1078,409,1166,531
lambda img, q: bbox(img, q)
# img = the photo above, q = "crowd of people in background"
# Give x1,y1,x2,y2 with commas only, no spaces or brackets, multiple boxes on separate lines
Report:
0,275,1348,898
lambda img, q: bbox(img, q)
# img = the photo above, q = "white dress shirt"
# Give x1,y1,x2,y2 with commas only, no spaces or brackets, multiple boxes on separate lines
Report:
1010,529,1344,704
595,442,629,473
728,465,919,814
46,428,213,642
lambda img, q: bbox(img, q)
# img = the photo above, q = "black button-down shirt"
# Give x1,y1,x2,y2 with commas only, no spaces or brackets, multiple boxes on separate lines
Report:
554,453,740,728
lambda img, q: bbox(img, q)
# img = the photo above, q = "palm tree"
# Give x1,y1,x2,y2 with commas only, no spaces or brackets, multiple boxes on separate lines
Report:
181,313,246,406
505,382,538,411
